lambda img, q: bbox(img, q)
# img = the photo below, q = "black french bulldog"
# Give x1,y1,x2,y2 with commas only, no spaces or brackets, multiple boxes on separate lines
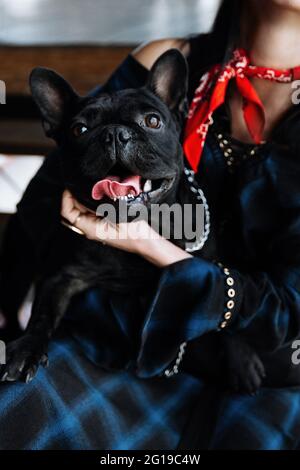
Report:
0,49,265,392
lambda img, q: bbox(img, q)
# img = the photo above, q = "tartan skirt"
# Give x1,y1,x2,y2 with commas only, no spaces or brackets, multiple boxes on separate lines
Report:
0,288,300,450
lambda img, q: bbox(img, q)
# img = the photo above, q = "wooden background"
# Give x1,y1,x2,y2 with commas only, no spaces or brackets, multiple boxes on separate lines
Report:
0,0,220,153
0,45,133,97
0,45,134,154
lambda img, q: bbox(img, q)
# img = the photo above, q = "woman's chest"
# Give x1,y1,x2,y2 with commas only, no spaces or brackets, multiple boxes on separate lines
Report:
195,138,299,269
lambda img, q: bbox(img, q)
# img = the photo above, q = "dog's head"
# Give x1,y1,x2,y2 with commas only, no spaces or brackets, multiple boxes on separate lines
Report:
30,50,188,212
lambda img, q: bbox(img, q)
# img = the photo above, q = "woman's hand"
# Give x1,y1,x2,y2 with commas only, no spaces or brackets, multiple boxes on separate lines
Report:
61,190,192,267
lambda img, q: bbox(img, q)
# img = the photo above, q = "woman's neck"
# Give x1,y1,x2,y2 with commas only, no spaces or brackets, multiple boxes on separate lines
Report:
229,2,300,143
242,2,300,69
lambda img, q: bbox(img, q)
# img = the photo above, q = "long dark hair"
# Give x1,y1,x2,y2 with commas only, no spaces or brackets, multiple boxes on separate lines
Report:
211,0,243,63
187,0,243,99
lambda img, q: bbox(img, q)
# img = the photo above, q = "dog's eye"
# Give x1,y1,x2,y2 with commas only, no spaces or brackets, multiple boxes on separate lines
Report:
72,124,88,137
144,114,161,129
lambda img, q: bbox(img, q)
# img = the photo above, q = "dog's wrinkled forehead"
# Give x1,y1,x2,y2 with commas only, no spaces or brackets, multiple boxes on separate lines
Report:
74,89,171,125
29,49,188,139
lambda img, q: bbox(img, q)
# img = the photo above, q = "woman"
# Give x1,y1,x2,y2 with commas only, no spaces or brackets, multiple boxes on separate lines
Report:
1,0,300,450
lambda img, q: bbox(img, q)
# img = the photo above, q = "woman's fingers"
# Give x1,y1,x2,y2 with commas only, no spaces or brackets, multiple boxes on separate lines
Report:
61,190,91,222
72,197,93,214
72,212,99,240
61,190,96,220
61,190,102,240
61,190,80,224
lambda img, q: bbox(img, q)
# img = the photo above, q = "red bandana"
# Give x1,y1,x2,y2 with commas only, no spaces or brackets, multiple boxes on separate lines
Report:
183,48,300,172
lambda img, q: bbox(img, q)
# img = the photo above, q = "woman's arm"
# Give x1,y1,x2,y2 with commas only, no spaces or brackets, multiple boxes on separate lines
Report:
132,38,190,70
89,38,190,97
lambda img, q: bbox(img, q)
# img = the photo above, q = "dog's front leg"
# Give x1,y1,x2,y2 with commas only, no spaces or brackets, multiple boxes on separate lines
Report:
0,274,89,383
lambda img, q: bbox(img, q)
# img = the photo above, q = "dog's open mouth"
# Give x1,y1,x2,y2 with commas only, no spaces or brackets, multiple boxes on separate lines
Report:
91,174,175,204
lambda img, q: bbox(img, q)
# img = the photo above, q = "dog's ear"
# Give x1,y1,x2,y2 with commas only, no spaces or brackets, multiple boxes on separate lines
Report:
30,67,78,137
146,49,188,113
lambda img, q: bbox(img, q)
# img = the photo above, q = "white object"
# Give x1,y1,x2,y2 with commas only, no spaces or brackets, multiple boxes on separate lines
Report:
0,154,44,214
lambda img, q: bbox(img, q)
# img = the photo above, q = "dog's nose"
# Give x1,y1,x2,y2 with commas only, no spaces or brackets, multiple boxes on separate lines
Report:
117,128,131,144
100,127,131,146
101,128,115,145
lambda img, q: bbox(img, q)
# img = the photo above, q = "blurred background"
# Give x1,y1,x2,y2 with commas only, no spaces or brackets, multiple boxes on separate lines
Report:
1,0,220,44
0,0,220,224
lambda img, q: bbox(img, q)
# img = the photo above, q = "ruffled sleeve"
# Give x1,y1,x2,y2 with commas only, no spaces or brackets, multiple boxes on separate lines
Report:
135,257,239,377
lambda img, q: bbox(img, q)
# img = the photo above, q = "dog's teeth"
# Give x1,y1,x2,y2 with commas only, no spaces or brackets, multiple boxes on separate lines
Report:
143,179,152,192
114,194,134,201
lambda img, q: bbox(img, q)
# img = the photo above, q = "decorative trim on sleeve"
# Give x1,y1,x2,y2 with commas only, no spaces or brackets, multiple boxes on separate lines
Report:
164,342,187,378
163,260,236,378
184,167,210,253
217,261,236,330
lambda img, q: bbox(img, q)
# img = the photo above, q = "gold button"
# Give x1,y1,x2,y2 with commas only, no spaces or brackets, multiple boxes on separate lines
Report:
226,277,234,286
227,300,235,309
223,268,230,275
220,321,227,329
228,288,235,298
224,152,230,158
220,142,225,149
224,312,232,320
218,134,223,139
223,139,229,145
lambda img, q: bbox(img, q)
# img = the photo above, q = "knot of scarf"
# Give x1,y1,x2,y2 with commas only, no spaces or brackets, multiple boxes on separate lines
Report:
183,48,300,172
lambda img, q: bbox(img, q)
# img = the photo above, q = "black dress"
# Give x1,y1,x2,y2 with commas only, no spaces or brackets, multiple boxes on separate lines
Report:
1,34,300,450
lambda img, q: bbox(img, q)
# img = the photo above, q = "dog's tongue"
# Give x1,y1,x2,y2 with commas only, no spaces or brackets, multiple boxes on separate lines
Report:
92,175,142,200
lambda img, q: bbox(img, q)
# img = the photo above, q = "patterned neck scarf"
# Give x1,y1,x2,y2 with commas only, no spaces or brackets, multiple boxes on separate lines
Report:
183,48,300,172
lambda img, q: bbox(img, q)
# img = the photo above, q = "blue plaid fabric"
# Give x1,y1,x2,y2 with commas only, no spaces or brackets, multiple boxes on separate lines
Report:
0,332,203,450
0,321,300,450
209,387,300,450
0,264,300,450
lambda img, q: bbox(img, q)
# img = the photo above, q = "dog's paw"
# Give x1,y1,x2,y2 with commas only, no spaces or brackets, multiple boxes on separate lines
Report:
225,336,266,395
0,335,48,383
